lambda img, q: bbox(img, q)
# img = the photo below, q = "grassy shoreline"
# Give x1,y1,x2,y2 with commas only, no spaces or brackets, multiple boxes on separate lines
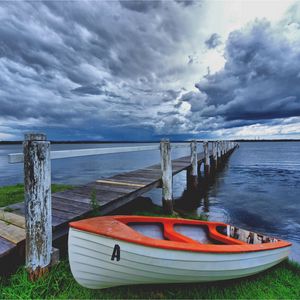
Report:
0,184,300,299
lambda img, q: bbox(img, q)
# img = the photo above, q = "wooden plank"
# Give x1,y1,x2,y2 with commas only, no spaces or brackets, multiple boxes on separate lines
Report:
86,182,137,194
51,208,82,222
6,202,24,211
133,168,162,174
52,198,91,214
53,191,92,204
8,145,160,164
0,210,25,229
127,168,162,174
95,180,145,188
0,236,16,258
100,180,161,214
144,165,161,170
102,177,148,186
110,175,155,184
173,163,190,169
123,171,161,180
0,220,25,245
4,204,66,230
52,197,91,210
71,186,126,198
173,159,190,163
67,187,127,205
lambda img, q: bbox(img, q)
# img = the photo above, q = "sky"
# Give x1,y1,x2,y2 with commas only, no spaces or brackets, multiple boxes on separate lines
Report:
1,0,300,141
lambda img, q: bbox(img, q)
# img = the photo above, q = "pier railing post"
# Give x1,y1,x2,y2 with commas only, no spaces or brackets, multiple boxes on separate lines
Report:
217,141,221,162
212,141,218,169
160,139,173,214
203,141,210,176
221,141,225,157
24,133,52,281
187,140,198,188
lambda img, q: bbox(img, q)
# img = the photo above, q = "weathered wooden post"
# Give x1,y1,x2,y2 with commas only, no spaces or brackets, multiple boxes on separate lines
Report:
160,139,173,214
24,133,52,280
217,141,221,161
187,140,198,188
212,141,218,169
221,141,225,157
203,141,210,176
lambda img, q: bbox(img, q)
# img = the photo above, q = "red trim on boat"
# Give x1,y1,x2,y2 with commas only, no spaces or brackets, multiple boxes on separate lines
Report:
69,215,291,253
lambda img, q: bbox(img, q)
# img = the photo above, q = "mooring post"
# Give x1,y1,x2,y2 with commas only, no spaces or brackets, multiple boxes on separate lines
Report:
203,141,210,176
217,141,221,161
24,133,52,281
212,141,218,169
160,139,173,214
221,141,225,160
187,140,198,188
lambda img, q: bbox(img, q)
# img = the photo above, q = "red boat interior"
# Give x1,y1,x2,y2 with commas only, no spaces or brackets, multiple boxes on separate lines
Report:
70,215,291,253
121,216,246,245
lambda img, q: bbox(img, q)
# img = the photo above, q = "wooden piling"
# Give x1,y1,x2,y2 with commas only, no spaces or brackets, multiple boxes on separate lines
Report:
160,139,173,214
187,140,198,188
221,141,225,157
23,133,52,281
217,141,221,161
212,141,218,169
203,141,210,176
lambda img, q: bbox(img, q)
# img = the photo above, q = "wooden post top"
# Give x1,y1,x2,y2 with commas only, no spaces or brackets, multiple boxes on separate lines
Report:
24,133,47,141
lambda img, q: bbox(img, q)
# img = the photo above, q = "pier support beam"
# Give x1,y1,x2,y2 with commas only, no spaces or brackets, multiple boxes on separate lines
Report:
203,141,210,176
160,139,173,214
187,140,198,189
23,133,52,281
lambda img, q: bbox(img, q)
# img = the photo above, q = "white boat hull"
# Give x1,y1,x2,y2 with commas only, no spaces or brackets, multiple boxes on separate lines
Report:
68,227,290,289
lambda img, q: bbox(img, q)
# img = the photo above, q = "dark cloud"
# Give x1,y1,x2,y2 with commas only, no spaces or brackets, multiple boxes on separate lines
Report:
205,33,222,49
196,20,300,123
0,0,207,139
174,0,197,7
119,0,162,12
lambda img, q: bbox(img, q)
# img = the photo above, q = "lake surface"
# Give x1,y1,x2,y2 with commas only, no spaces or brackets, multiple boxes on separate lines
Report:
0,142,300,262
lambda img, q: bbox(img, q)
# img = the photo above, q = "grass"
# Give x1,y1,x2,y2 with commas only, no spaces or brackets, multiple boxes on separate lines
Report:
1,260,300,299
0,183,73,208
0,184,300,299
89,188,100,216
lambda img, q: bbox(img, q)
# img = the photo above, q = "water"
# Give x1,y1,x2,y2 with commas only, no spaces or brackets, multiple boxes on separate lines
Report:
0,142,299,262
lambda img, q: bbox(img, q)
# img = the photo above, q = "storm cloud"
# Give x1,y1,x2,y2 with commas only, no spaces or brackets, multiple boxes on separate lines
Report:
195,19,300,124
0,1,300,140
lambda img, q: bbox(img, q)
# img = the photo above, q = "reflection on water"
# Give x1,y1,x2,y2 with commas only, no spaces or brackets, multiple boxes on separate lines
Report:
0,142,300,262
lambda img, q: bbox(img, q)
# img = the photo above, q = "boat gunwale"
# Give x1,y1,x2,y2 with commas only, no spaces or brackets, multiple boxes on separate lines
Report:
69,215,292,254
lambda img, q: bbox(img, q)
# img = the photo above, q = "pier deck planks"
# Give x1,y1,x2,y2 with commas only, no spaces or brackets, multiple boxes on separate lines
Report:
0,151,207,264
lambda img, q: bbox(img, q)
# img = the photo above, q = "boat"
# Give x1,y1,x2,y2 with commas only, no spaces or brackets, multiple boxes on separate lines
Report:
68,215,291,289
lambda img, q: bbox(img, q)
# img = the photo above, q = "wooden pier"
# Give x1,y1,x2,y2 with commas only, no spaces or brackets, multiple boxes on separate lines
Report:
0,135,238,277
